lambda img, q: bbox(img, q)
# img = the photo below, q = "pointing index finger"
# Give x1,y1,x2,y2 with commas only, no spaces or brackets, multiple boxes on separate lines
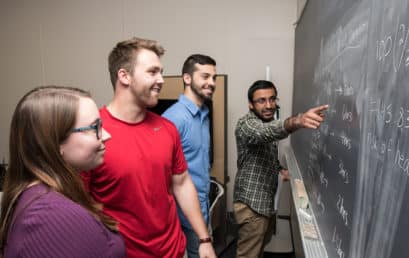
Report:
311,104,329,114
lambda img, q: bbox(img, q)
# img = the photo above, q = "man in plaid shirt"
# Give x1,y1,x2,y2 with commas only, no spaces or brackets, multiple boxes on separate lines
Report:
233,80,328,258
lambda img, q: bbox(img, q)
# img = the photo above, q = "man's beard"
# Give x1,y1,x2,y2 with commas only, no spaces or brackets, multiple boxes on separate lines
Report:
251,108,276,122
191,81,213,101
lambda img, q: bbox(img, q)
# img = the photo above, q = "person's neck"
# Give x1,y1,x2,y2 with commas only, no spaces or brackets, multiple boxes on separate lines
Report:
184,90,204,107
107,96,146,123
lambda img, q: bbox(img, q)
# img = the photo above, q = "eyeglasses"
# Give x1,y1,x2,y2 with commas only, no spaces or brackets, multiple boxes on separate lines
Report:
252,96,279,105
71,118,102,140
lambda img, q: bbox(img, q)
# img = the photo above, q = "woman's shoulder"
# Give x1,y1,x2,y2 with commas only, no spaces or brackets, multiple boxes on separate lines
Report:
6,184,124,258
13,184,91,226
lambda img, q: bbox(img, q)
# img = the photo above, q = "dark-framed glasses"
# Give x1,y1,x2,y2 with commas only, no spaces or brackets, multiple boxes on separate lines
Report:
71,118,102,140
252,96,279,105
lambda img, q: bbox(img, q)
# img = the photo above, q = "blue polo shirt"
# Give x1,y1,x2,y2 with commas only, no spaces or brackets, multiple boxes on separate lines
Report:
162,95,210,229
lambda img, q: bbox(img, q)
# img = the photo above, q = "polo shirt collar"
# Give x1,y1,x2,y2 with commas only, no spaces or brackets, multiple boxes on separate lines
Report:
178,94,209,119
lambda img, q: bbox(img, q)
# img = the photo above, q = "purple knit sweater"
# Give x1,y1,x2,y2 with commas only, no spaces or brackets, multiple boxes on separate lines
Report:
4,184,126,258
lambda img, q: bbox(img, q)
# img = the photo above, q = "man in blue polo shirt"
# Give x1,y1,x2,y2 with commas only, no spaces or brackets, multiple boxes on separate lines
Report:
162,54,217,258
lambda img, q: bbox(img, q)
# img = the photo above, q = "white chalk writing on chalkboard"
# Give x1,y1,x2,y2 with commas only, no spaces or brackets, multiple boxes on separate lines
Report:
338,161,350,184
339,133,352,150
342,104,353,122
395,145,409,175
369,97,409,128
336,194,349,226
375,19,409,72
292,0,409,257
332,226,345,258
293,2,370,257
320,171,329,188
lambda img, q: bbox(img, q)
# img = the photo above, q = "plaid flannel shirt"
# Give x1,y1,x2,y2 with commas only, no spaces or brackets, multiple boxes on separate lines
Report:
233,111,289,217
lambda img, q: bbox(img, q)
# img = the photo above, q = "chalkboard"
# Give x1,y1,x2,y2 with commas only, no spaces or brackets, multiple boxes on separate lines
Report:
292,0,409,257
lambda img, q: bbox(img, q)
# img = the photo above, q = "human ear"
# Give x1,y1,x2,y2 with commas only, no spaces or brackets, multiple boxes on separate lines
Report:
118,69,131,85
183,73,192,86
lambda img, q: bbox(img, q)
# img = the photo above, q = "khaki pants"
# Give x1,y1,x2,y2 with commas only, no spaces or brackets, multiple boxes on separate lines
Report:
233,202,276,258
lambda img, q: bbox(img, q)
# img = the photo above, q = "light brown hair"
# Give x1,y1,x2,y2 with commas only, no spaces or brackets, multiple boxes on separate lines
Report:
108,37,165,89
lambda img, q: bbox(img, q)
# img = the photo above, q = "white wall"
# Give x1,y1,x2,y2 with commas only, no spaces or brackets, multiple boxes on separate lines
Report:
0,0,297,211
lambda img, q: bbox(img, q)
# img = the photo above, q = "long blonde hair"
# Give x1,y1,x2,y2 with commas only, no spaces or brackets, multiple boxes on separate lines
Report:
0,86,117,253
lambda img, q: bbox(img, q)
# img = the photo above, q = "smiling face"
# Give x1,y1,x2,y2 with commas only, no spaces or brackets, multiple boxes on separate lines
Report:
128,48,164,108
60,97,111,171
249,88,278,122
184,64,217,105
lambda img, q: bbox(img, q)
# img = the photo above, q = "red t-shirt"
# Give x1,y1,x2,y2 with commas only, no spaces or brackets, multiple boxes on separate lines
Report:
82,107,187,258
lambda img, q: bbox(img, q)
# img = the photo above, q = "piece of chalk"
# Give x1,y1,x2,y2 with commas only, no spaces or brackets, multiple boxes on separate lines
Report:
302,222,318,239
299,208,312,220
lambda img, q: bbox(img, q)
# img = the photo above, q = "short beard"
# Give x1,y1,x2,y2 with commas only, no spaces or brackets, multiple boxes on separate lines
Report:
250,108,275,122
191,80,212,102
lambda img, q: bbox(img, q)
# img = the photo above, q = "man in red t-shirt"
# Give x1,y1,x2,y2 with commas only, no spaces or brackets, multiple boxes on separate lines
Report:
81,37,216,258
